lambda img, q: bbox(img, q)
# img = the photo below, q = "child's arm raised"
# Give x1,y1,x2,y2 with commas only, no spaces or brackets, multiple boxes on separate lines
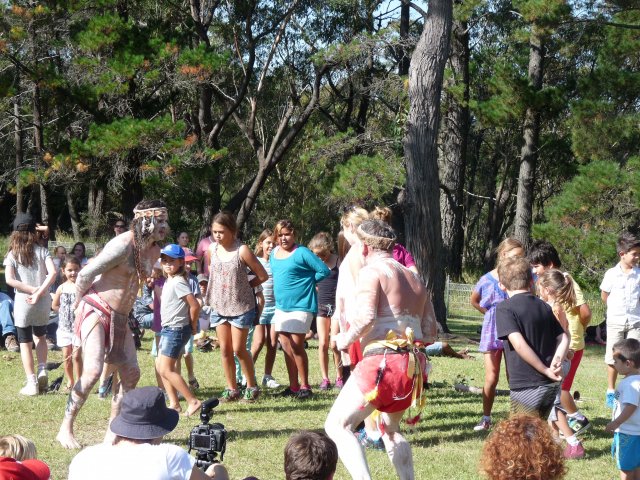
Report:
606,404,638,433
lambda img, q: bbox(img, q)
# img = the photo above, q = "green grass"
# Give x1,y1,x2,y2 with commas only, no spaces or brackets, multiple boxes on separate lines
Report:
0,318,622,479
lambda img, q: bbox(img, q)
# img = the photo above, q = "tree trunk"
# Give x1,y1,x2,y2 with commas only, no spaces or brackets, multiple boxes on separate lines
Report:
87,181,105,240
14,77,25,214
403,0,453,331
66,189,81,239
398,3,411,75
513,28,545,248
439,16,469,281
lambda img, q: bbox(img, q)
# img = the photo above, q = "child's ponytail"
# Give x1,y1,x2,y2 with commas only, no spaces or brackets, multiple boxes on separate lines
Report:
538,269,577,311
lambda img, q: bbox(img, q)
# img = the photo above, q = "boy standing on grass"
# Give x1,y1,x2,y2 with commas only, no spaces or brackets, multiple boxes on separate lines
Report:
605,339,640,480
601,232,640,408
496,257,570,418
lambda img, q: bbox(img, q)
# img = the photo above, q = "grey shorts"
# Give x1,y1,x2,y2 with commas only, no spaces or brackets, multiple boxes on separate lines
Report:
510,382,559,419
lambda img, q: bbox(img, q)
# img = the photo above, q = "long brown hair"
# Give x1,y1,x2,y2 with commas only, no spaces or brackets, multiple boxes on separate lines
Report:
7,231,37,267
254,229,273,257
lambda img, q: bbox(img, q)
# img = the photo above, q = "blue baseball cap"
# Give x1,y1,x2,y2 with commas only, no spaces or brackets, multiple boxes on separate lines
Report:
160,244,185,259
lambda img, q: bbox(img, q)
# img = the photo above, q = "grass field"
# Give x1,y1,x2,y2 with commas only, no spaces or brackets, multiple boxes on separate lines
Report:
0,315,622,479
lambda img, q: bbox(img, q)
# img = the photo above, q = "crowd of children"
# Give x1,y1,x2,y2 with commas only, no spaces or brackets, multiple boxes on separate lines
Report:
2,208,640,479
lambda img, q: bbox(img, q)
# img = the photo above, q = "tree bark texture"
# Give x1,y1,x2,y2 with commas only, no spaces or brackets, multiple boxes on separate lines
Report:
514,28,545,249
66,189,81,239
439,16,469,281
403,0,453,331
87,182,105,240
14,80,25,214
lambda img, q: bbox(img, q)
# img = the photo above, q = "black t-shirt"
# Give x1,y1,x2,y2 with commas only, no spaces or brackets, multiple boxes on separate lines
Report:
496,292,564,390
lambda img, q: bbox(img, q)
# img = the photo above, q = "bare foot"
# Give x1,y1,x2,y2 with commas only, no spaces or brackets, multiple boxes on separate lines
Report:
57,427,81,449
169,404,183,413
185,399,202,417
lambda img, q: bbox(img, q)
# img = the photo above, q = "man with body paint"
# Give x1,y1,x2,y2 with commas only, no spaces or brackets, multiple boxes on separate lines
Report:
325,219,437,480
57,200,169,449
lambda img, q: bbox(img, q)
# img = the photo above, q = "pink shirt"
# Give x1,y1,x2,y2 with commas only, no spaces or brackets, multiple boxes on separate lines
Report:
393,243,416,269
195,236,213,276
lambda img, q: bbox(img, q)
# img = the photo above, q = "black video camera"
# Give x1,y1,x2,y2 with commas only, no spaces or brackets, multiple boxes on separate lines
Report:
188,397,227,470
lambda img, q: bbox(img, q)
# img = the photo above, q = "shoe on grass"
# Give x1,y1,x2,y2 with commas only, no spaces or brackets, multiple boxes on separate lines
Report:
335,377,345,389
568,415,591,436
37,369,48,393
319,379,331,391
473,417,491,432
189,377,200,390
296,387,313,400
280,387,297,397
20,380,38,396
4,334,19,352
357,429,385,450
219,388,241,403
606,391,615,409
262,375,280,389
242,386,261,403
564,443,585,459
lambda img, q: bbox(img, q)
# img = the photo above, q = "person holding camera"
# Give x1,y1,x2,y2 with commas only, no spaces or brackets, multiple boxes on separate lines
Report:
68,386,229,480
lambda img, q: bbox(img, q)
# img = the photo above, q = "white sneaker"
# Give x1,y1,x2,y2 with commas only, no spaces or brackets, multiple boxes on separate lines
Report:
20,381,38,396
262,375,280,389
37,369,48,392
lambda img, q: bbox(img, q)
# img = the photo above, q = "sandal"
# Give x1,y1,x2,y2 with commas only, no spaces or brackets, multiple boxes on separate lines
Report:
189,377,200,390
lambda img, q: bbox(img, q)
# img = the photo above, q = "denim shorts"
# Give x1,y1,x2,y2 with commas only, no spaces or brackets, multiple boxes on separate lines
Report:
159,325,193,359
425,342,443,356
210,309,255,329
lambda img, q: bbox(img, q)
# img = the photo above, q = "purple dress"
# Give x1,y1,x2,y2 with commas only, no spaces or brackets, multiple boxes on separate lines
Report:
474,272,508,352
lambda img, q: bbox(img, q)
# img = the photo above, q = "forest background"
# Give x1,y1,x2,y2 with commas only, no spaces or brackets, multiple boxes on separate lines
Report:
0,0,638,331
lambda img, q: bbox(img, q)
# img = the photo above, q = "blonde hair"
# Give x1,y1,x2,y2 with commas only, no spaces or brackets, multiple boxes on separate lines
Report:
340,207,369,230
308,232,335,256
538,269,577,311
370,206,392,224
0,434,37,460
495,237,524,266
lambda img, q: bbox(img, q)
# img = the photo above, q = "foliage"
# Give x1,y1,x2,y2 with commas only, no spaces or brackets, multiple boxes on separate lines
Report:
533,159,640,288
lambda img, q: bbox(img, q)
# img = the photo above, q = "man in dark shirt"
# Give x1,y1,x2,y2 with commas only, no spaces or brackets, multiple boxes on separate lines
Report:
496,256,569,417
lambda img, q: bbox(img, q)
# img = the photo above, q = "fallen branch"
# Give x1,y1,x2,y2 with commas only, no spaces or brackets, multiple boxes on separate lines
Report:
454,384,510,395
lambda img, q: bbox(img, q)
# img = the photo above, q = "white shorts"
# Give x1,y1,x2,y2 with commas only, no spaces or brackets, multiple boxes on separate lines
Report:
274,310,313,335
57,329,81,348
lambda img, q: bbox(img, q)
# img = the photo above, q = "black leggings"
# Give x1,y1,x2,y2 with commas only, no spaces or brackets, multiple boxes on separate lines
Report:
16,325,47,343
